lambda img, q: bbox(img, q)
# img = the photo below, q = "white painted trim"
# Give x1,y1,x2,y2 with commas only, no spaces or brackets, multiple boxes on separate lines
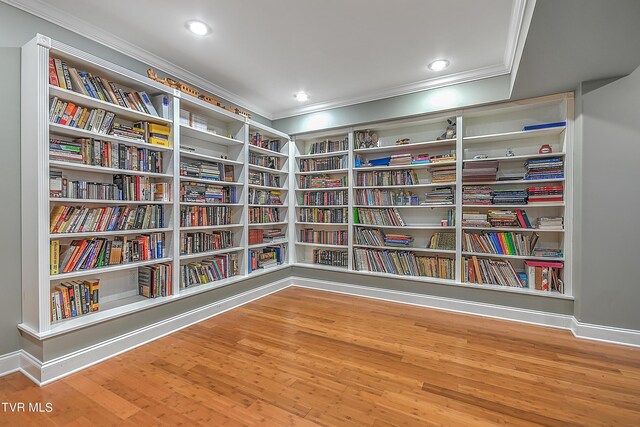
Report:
291,277,574,330
571,318,640,348
1,0,272,120
508,0,537,93
503,0,529,72
272,63,510,120
0,351,21,377
20,278,290,385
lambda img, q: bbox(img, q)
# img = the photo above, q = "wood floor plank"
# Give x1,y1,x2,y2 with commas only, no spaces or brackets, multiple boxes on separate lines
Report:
1,287,640,426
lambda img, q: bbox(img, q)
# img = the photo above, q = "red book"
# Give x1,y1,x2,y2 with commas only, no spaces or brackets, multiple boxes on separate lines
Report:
48,58,59,86
58,103,76,126
515,209,528,228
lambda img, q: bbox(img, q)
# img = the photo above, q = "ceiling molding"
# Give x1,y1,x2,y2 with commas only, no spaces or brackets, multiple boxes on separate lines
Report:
271,63,510,120
1,0,274,119
503,0,529,72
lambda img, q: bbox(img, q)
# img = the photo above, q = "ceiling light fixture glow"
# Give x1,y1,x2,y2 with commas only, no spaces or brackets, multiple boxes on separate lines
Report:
186,20,211,36
294,91,309,102
428,59,450,71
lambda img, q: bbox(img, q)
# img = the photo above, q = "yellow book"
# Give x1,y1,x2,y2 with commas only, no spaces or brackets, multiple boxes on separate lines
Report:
149,136,169,147
50,240,60,275
148,123,170,135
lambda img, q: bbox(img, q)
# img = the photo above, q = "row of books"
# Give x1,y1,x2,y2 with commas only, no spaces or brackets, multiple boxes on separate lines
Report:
463,161,498,182
463,231,539,256
249,171,281,188
181,182,237,204
312,249,348,267
180,230,233,255
180,161,235,182
354,227,413,247
49,57,160,117
462,185,564,205
49,172,172,202
423,187,454,205
298,175,347,189
138,263,172,298
249,245,286,272
306,138,348,155
354,208,405,226
248,189,282,205
50,279,99,321
249,152,281,170
298,155,347,172
428,233,456,250
299,229,348,245
525,157,564,180
250,133,281,153
527,185,564,203
355,170,419,187
355,189,420,206
50,97,117,134
493,189,528,205
249,207,281,224
50,204,164,234
298,207,348,224
300,190,347,206
180,205,232,227
180,254,239,289
50,137,164,173
354,248,454,279
50,233,166,275
463,256,564,292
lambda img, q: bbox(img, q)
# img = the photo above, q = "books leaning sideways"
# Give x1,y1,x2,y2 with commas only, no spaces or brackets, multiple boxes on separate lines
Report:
527,185,564,203
422,187,454,205
536,217,564,230
524,157,564,180
463,161,498,182
463,186,493,205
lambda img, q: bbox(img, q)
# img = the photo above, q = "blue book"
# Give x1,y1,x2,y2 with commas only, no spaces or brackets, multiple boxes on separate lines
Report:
523,121,566,131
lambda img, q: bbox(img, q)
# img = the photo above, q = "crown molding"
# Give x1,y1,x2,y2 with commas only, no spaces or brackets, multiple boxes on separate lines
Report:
272,63,510,119
504,0,529,72
1,0,274,120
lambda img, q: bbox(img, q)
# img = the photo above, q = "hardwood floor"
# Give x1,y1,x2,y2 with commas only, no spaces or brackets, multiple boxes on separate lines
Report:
1,287,640,426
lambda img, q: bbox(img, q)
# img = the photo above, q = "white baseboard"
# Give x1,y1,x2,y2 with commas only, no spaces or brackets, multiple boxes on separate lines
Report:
291,277,574,330
571,318,640,348
3,274,640,385
31,278,290,385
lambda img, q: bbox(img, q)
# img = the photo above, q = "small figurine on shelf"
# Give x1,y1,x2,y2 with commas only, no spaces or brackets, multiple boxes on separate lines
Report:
437,117,456,140
539,144,553,154
396,138,410,145
356,130,379,149
506,149,515,157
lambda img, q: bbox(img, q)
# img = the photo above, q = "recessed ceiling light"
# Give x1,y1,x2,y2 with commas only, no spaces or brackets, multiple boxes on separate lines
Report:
428,59,450,71
294,91,309,102
186,20,211,36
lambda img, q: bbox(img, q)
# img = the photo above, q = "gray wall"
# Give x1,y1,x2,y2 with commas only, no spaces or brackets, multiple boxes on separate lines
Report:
574,66,640,329
0,48,23,355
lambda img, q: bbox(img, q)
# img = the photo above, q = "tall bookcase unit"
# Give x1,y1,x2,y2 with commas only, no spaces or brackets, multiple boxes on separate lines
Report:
293,131,351,270
246,121,290,273
293,93,573,299
20,35,291,337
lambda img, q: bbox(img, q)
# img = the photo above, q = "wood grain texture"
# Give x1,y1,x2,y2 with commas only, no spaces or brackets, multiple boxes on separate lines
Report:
1,287,639,426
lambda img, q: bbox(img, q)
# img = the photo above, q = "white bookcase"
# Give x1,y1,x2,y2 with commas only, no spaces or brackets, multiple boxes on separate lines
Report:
20,35,291,337
292,94,573,299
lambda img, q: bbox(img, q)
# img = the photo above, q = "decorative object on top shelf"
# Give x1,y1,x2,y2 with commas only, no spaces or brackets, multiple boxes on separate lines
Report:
147,68,251,119
473,154,489,159
539,144,553,154
505,149,515,157
437,117,456,140
355,129,379,149
395,138,410,145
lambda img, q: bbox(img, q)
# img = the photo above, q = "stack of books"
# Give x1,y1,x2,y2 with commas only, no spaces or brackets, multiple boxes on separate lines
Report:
384,233,413,247
524,157,564,180
411,154,431,165
463,186,493,205
536,217,564,230
463,161,498,182
532,248,563,258
462,211,490,227
487,210,521,228
492,189,528,205
111,123,145,141
389,153,412,166
527,185,564,203
263,229,286,242
180,182,236,204
430,152,456,163
49,138,82,163
427,233,456,250
422,187,454,205
430,165,456,183
524,260,564,292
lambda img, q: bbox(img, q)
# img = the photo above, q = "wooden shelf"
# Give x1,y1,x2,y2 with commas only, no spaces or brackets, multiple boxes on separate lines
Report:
296,242,348,249
179,247,244,261
354,183,455,189
296,187,348,192
296,222,348,226
462,226,564,233
296,168,348,175
179,176,243,186
179,150,243,166
50,198,172,205
463,203,565,208
248,144,288,157
248,241,289,249
463,178,565,185
51,227,172,239
247,221,288,227
49,161,172,178
296,150,349,159
463,152,565,163
353,244,456,254
51,257,173,280
180,124,243,146
355,161,456,171
354,224,455,230
179,202,241,207
463,127,566,144
180,224,244,231
354,204,454,209
462,251,564,262
353,138,456,154
249,164,288,174
248,184,286,191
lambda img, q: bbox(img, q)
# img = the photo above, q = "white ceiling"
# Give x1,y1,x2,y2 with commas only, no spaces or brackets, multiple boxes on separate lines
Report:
7,0,528,120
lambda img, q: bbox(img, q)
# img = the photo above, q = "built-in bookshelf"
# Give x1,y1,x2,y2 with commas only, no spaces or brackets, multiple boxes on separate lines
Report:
293,131,351,268
20,35,292,337
291,94,573,299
